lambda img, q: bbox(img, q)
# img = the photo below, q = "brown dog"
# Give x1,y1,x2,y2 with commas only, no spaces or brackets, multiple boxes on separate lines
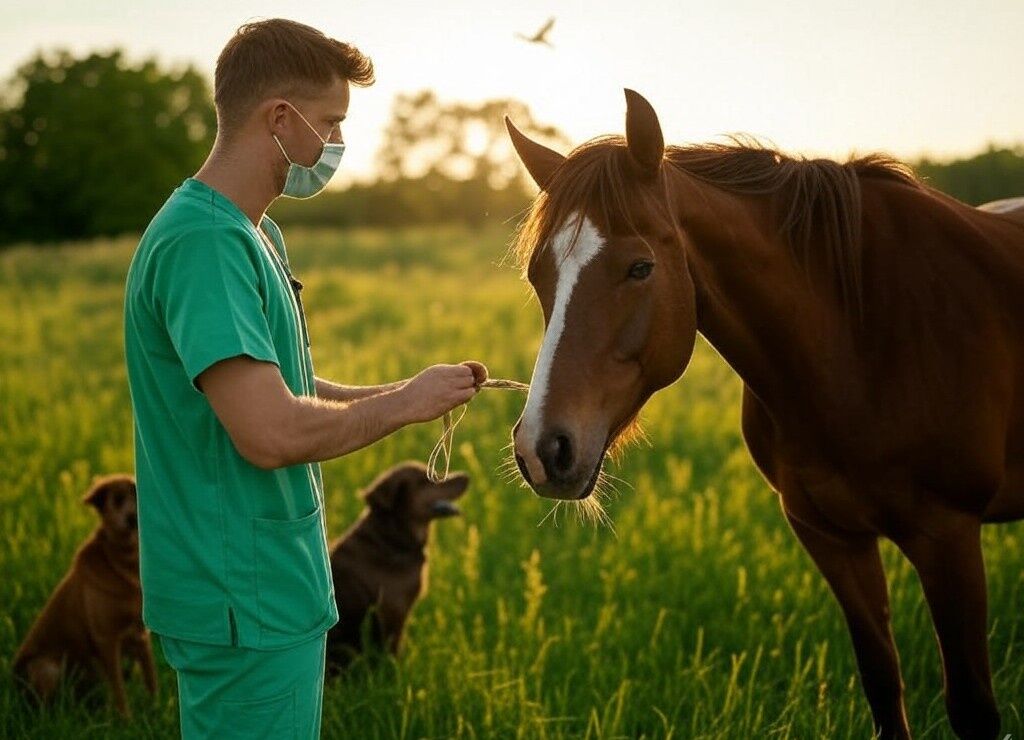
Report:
12,474,157,715
326,462,469,673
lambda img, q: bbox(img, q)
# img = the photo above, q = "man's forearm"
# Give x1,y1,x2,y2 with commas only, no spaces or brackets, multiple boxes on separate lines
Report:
314,375,407,403
277,386,417,466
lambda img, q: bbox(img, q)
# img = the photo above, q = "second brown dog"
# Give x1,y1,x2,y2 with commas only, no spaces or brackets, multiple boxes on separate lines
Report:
12,474,157,716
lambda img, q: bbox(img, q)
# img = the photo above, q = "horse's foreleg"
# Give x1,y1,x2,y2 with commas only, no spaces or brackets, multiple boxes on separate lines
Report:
897,519,1000,740
786,513,911,739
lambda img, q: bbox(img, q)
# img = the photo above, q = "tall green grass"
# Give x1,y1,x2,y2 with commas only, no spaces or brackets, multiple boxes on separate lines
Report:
1,227,1021,738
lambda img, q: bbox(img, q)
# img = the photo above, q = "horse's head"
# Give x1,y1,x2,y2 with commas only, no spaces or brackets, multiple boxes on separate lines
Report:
507,90,697,500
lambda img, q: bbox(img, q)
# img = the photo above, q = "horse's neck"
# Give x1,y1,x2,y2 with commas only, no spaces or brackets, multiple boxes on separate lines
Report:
676,173,1024,438
675,179,861,423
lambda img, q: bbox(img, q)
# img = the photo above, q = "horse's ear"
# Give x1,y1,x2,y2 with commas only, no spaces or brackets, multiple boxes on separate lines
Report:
624,89,664,179
505,116,566,191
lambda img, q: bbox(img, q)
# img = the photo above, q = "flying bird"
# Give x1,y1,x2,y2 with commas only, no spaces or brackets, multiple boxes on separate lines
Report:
516,17,555,47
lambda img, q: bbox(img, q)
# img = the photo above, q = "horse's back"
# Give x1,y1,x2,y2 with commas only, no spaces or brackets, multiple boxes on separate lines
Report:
977,196,1024,225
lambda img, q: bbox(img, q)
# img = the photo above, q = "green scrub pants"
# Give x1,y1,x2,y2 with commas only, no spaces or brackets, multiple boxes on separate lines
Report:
156,631,328,739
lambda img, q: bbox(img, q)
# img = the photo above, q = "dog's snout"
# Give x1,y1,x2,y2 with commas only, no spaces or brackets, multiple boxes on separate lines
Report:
537,429,575,483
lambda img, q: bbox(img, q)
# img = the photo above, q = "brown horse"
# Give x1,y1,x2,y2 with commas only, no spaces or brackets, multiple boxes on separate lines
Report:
504,89,1024,740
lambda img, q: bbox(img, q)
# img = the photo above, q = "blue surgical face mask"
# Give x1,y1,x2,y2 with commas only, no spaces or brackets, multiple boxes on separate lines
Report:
273,102,345,199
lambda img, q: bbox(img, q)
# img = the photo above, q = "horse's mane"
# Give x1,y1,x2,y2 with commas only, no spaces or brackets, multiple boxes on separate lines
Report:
511,134,924,319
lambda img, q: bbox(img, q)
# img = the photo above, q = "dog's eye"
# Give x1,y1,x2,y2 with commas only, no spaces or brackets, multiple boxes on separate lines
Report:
113,493,125,506
628,260,654,280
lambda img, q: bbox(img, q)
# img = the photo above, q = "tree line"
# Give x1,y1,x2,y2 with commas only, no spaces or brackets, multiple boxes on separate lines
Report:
0,50,1021,247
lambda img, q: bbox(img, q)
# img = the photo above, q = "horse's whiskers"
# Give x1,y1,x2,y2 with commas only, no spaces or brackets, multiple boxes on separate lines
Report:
598,469,634,490
536,500,563,528
499,470,523,485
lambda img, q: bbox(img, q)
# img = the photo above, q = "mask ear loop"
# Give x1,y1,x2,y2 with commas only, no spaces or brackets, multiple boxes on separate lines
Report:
272,134,293,164
273,102,332,166
285,102,330,144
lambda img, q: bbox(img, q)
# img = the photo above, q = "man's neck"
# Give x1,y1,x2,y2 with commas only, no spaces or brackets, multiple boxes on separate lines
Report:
193,138,280,227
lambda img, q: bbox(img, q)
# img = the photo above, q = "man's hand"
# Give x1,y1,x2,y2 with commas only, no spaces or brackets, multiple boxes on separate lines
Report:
398,362,486,424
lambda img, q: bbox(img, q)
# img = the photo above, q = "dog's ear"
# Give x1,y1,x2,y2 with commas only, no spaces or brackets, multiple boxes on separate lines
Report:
82,477,111,510
82,474,135,511
363,474,406,512
362,466,417,511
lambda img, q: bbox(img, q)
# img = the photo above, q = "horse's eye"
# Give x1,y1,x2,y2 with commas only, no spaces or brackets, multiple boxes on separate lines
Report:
628,260,654,280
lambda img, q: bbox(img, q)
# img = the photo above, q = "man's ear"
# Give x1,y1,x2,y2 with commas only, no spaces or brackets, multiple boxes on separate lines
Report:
81,474,136,510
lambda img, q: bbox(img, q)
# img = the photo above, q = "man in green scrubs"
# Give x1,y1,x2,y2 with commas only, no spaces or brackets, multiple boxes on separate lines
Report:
123,18,486,738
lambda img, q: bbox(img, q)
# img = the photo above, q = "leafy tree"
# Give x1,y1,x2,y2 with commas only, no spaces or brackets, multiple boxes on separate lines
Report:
0,50,214,244
375,90,570,190
915,144,1024,206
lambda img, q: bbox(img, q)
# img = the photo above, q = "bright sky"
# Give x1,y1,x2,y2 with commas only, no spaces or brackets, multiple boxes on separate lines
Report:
2,0,1021,183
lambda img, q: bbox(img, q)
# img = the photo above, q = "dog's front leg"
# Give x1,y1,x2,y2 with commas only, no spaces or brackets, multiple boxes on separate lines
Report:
382,611,409,656
98,638,130,717
133,632,159,697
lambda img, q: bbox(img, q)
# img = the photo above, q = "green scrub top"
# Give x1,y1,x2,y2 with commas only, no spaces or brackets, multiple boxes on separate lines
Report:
123,177,339,650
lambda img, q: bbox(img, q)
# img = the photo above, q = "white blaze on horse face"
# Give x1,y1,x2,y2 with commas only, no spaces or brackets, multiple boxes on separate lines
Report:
518,213,606,481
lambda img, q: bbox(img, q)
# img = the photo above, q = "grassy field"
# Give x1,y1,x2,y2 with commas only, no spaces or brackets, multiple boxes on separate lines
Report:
1,225,1022,739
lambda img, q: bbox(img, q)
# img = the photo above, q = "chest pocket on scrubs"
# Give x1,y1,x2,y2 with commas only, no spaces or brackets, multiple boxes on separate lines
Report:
252,503,333,643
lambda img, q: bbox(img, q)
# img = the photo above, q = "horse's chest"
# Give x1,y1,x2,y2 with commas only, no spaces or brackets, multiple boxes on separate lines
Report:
742,388,917,535
776,462,884,534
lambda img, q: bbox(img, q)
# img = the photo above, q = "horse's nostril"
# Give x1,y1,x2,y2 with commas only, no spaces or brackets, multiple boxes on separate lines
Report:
538,430,574,480
553,434,572,472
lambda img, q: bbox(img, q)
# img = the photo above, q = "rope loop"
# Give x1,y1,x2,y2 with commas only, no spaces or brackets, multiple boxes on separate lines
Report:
426,378,530,482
